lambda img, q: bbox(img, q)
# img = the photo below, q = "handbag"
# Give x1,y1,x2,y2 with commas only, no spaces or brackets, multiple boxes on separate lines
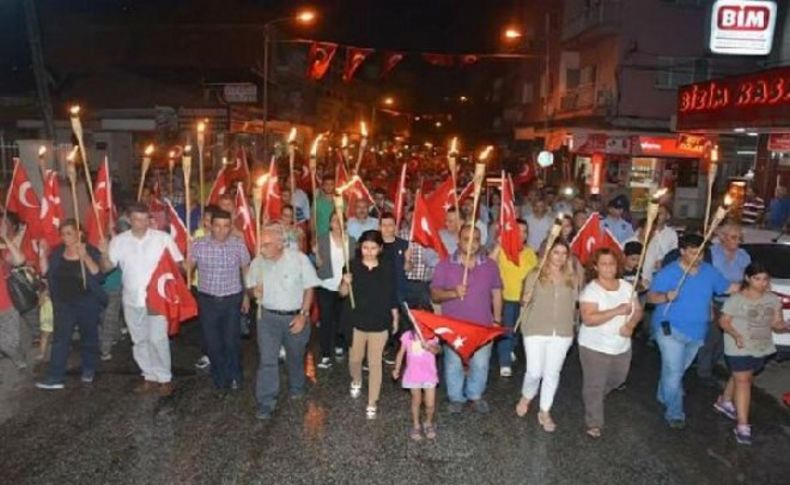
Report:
6,265,40,314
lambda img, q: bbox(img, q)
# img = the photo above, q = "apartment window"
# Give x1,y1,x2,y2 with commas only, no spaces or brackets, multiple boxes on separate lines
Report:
655,57,710,89
580,65,596,86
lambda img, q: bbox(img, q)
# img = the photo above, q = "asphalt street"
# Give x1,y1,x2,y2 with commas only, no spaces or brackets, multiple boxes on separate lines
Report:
1,324,789,485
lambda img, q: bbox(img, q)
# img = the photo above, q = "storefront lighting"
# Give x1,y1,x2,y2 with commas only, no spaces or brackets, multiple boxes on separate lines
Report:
733,127,746,133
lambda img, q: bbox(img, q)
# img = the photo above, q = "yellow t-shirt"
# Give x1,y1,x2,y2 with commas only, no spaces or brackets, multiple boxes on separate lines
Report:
497,248,538,302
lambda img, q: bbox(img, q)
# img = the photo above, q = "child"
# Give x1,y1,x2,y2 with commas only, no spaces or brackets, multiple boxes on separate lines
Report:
392,328,440,441
37,286,53,362
714,262,789,445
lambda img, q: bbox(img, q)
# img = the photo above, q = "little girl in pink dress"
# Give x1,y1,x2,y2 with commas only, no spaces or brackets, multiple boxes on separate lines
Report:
393,329,440,441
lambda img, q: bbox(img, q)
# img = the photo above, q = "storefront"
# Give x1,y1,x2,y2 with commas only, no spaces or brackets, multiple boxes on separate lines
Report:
568,131,708,216
675,65,790,204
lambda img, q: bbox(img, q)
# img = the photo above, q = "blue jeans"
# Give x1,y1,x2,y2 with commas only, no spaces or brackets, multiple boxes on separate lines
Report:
496,301,521,367
655,329,703,422
198,292,243,389
256,310,311,412
48,298,101,383
444,342,492,403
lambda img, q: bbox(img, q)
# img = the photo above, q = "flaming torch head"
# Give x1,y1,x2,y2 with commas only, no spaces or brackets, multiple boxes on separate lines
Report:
360,121,368,139
38,146,47,157
144,144,155,157
288,127,297,145
341,134,349,150
69,105,80,119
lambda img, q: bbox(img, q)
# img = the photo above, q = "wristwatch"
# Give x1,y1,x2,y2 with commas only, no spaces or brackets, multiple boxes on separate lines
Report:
299,309,309,317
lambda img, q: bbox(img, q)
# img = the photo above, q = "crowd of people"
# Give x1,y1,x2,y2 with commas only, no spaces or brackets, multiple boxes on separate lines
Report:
1,167,789,446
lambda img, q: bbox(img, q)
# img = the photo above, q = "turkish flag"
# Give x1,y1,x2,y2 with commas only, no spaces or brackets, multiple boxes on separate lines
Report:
85,157,115,247
225,148,250,185
410,192,448,259
569,213,623,265
296,164,314,194
234,183,257,256
422,53,455,67
513,161,537,186
408,308,505,364
342,47,373,83
306,42,338,80
343,176,375,219
146,249,197,336
263,158,282,222
5,159,41,233
380,51,404,78
207,167,230,205
500,173,522,264
335,161,349,189
39,169,64,248
392,163,408,227
424,177,457,227
165,198,189,256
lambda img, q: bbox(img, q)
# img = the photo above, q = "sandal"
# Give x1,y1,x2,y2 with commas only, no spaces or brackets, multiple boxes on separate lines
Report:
538,411,557,433
423,423,437,440
586,427,602,439
515,397,531,417
409,426,423,441
366,405,377,420
350,382,362,399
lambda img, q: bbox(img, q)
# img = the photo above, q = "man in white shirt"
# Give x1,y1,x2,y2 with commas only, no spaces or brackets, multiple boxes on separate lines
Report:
346,200,379,240
641,205,678,284
524,199,553,250
100,204,183,396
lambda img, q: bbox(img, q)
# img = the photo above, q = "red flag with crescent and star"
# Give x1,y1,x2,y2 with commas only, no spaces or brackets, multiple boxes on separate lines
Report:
39,169,64,248
380,51,404,78
4,158,41,234
500,172,522,264
85,157,115,247
146,249,197,336
263,157,282,222
164,198,189,256
513,160,537,186
569,212,623,266
207,167,230,205
342,47,373,83
234,183,257,255
306,42,338,80
410,191,448,259
424,177,456,228
408,309,505,364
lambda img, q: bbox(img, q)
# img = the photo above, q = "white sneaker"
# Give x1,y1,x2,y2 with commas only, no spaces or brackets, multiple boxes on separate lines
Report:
317,357,333,369
334,346,345,358
350,382,362,399
194,355,210,370
500,366,512,378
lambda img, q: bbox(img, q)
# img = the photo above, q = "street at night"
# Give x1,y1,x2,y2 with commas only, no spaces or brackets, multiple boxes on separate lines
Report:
1,1,790,484
1,329,789,484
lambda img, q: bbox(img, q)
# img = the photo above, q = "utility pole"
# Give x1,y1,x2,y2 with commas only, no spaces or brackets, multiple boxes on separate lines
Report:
23,0,55,140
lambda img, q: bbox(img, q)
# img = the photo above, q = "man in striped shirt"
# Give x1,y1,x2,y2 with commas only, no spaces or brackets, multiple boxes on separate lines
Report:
741,186,765,226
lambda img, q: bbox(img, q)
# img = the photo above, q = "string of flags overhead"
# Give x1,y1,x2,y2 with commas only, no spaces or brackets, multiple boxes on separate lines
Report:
302,40,530,82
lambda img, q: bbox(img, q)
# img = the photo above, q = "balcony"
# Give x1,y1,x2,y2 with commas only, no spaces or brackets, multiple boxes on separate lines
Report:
562,0,623,46
558,84,614,117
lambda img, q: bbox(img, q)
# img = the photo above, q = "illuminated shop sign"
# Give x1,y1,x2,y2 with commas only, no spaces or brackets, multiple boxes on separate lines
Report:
709,0,777,56
676,66,790,131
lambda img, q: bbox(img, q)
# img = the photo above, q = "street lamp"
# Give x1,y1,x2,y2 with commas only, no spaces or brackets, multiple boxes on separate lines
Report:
371,96,396,135
503,26,523,42
262,8,317,164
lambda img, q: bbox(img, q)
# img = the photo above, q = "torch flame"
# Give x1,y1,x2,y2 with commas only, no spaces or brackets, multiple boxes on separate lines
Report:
360,121,368,138
69,105,81,116
710,145,719,163
168,150,177,159
255,174,269,187
652,187,669,202
197,121,206,134
144,144,155,156
723,194,734,207
310,134,324,157
184,144,192,154
341,134,349,149
288,127,297,143
478,145,494,162
449,137,459,155
38,146,47,157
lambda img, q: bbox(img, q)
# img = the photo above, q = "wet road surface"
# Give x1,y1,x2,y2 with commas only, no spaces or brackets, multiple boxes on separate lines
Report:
1,325,789,485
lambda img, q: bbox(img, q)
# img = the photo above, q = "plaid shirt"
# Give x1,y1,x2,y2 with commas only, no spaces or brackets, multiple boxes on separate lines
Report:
190,235,250,296
399,229,438,282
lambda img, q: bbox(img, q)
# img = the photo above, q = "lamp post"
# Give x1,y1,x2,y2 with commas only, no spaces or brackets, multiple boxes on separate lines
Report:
262,9,316,164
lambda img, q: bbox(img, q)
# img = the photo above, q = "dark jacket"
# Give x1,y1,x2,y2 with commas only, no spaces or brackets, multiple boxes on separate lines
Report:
47,244,108,308
315,233,357,281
